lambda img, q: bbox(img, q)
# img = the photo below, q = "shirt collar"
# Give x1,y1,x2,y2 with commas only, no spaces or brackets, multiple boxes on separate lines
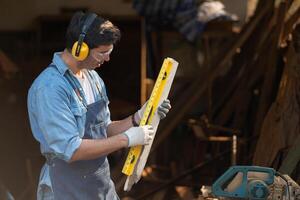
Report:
52,52,70,75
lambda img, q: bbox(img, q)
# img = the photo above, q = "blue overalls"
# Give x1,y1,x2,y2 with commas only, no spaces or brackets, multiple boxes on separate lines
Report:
47,70,119,200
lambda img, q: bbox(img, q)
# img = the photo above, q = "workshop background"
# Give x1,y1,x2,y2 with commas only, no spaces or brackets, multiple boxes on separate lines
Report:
0,0,299,199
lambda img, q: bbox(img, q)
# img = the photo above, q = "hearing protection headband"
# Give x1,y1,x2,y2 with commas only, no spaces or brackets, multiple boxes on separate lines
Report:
75,13,97,57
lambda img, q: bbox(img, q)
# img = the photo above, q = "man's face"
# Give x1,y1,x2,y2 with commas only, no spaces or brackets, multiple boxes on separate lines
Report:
80,44,114,70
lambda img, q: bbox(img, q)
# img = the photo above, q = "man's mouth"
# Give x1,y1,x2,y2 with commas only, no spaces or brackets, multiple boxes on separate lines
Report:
97,61,104,67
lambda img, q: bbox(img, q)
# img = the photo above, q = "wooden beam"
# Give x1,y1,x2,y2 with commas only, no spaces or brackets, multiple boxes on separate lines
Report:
253,1,287,136
282,6,300,42
140,17,147,105
279,134,300,175
212,4,275,121
151,1,273,152
253,26,300,166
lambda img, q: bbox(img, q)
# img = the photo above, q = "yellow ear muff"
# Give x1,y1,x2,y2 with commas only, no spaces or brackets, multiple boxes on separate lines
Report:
71,41,89,61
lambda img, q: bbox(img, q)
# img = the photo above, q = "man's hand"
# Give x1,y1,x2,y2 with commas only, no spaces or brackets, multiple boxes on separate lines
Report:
134,99,171,125
156,99,171,119
123,125,154,147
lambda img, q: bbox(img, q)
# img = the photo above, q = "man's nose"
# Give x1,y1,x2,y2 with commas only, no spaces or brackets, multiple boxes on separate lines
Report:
104,54,110,62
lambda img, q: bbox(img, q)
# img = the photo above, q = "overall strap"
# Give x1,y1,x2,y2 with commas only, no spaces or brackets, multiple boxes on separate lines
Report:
64,71,88,108
86,70,106,98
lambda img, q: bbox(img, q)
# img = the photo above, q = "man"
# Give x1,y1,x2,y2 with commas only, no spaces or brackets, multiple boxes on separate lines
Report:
27,12,171,200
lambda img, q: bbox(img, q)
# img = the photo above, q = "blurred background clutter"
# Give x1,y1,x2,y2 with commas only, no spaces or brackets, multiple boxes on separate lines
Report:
0,0,300,199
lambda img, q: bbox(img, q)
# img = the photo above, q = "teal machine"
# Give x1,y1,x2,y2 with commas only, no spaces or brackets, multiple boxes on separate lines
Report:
210,166,299,200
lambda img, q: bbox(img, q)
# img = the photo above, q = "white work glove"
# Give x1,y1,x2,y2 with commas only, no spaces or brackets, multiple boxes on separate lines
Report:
123,125,154,147
134,99,171,125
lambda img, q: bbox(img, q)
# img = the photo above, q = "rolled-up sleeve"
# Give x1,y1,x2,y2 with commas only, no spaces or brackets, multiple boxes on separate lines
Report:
35,84,82,162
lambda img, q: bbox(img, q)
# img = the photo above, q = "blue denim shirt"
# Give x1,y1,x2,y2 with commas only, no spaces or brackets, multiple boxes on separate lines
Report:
27,52,111,199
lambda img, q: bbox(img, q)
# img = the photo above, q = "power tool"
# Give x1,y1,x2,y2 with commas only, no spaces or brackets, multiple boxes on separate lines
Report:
200,166,300,200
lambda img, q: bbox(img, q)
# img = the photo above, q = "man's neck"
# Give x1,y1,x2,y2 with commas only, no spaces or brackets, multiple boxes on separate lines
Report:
61,49,82,75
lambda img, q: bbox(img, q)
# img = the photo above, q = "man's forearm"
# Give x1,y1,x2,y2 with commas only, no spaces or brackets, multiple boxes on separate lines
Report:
106,115,134,137
70,133,128,162
70,114,136,162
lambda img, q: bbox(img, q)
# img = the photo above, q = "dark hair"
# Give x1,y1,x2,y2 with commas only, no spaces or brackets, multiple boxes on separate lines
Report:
65,11,121,50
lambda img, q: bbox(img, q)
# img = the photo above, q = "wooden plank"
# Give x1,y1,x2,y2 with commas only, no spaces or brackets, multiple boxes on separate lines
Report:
253,1,288,136
282,6,300,41
151,1,273,152
212,5,275,121
141,18,147,104
279,134,300,175
285,0,300,22
215,23,275,128
124,59,178,191
253,28,300,166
